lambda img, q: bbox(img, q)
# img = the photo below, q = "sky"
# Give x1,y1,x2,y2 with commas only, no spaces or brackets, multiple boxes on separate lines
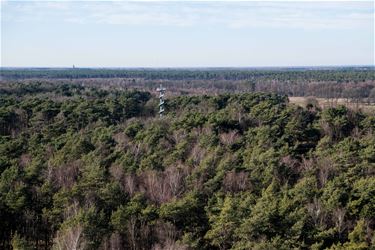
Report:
1,0,374,67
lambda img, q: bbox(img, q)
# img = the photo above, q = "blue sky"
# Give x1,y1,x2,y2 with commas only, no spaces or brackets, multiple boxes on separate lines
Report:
1,1,374,67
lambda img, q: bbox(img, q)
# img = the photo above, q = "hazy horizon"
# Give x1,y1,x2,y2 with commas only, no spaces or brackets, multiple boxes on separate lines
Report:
1,65,374,69
1,1,374,67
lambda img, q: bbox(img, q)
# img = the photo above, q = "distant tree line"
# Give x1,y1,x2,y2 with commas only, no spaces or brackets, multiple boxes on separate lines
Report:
1,74,375,103
1,67,374,82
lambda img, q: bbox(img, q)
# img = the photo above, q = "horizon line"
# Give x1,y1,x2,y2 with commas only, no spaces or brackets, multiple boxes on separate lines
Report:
1,65,374,70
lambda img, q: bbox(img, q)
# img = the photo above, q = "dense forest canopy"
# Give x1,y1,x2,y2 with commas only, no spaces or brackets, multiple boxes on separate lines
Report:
0,82,374,249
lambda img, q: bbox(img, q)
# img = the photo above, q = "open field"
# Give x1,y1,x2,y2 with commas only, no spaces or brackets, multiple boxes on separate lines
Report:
289,96,375,113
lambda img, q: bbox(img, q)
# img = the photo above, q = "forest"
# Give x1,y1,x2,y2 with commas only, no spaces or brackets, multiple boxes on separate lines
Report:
0,78,374,249
1,67,374,81
1,68,374,103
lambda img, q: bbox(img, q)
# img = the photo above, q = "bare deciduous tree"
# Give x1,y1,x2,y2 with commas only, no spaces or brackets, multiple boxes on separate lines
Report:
124,174,137,197
190,143,206,166
51,160,81,189
164,166,184,197
219,130,239,146
140,170,163,203
19,153,32,169
139,166,188,204
301,157,315,172
113,132,127,146
152,221,187,250
151,239,188,250
128,216,137,250
317,157,335,188
333,207,346,239
100,232,122,250
109,164,124,183
223,170,250,192
53,224,85,250
172,129,188,145
307,197,326,227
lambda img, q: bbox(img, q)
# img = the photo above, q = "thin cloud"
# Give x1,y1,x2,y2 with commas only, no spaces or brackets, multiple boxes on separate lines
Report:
2,1,374,30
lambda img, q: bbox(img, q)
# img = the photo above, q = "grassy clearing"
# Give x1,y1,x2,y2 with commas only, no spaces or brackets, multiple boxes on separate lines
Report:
289,96,375,113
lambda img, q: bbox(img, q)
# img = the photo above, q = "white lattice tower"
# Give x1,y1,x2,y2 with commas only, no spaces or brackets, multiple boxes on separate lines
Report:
156,84,166,117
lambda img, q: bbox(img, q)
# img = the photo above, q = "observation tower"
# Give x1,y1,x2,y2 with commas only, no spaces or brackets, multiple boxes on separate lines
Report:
156,84,166,117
